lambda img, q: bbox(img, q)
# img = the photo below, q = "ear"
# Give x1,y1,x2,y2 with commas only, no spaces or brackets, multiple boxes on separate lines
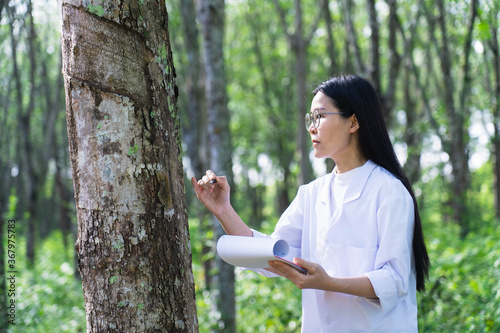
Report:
349,114,360,133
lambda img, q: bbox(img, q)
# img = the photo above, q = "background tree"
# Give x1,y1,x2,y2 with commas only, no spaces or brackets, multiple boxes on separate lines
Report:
272,0,325,185
60,0,198,331
420,0,478,237
479,0,500,219
198,0,236,331
177,0,216,292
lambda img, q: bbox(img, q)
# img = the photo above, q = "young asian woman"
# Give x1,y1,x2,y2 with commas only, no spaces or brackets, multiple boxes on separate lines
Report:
192,74,430,332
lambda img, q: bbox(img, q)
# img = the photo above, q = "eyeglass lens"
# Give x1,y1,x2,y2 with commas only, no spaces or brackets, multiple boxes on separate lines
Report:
305,110,319,130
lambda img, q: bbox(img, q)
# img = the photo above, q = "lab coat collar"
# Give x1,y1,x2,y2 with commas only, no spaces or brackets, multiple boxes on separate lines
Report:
320,160,378,204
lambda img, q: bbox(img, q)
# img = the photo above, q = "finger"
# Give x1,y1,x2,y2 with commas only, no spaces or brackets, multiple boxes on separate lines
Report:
202,175,211,184
216,175,227,184
206,170,217,181
269,260,296,277
200,175,217,192
191,177,203,195
293,258,314,271
264,266,284,277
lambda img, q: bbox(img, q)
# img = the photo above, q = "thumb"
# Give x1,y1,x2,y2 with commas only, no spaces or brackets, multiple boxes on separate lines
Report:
216,175,228,185
293,257,311,269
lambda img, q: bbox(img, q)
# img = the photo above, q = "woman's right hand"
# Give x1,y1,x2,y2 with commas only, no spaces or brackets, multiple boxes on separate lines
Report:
191,170,231,216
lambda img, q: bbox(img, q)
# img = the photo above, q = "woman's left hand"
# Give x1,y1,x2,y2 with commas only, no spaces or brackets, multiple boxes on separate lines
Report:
268,258,332,291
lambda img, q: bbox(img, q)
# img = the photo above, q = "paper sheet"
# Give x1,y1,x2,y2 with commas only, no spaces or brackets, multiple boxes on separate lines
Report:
216,235,307,274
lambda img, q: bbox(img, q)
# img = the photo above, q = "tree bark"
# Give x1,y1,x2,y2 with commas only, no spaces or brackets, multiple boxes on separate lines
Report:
434,0,477,237
492,30,500,221
273,0,324,184
198,1,236,331
179,0,213,290
323,0,338,76
341,0,364,75
403,67,422,184
8,0,38,266
485,5,500,219
60,1,198,331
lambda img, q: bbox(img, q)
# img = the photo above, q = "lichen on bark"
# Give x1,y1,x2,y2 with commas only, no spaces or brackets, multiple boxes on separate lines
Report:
61,1,198,331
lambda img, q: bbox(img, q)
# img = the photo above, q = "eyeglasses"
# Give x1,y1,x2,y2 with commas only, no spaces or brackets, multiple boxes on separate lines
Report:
305,109,344,130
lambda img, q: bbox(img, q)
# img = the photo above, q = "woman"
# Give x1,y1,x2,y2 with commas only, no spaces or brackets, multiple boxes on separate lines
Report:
191,74,430,332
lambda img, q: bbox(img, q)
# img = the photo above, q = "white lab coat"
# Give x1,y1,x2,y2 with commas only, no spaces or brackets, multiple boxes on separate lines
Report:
251,160,418,332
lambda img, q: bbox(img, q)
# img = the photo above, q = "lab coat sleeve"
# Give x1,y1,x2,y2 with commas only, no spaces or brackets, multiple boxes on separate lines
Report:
364,179,414,313
245,186,307,277
269,185,306,260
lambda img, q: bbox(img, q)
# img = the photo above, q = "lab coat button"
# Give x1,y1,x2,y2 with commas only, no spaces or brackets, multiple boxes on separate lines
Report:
325,317,331,325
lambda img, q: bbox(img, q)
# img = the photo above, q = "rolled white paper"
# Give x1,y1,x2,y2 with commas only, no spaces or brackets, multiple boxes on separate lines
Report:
216,235,307,273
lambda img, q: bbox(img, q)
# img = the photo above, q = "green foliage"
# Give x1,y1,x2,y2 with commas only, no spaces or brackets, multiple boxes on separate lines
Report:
418,225,500,332
6,231,85,332
235,272,302,333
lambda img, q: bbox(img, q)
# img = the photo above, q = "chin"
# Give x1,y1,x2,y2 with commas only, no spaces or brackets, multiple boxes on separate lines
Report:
313,151,327,159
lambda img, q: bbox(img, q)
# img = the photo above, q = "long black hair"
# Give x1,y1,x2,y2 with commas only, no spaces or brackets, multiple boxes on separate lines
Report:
313,74,430,292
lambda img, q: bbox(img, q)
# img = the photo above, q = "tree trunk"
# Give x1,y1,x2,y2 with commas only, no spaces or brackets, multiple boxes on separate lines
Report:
342,0,364,75
485,5,500,219
323,0,338,76
273,0,324,184
60,1,198,331
434,0,477,237
179,0,213,290
8,0,37,265
403,67,422,184
198,1,236,331
0,68,11,331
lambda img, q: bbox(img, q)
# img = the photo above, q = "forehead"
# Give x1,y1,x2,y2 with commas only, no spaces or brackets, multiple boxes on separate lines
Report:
311,91,335,111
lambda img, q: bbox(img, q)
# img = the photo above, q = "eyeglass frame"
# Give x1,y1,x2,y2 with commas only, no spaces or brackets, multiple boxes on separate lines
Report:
305,109,345,130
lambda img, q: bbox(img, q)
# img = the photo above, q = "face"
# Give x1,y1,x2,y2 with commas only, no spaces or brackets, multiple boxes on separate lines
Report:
308,91,359,162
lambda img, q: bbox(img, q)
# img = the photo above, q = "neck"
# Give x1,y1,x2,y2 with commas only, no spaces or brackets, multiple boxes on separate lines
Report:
334,155,367,174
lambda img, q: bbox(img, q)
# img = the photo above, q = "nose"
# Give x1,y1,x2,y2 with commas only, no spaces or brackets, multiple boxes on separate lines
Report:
308,124,317,134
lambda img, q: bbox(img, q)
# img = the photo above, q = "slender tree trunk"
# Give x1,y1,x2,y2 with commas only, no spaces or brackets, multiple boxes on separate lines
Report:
198,0,236,332
179,0,213,290
484,3,500,219
293,0,312,184
0,0,7,21
60,1,198,331
366,0,380,90
0,36,12,331
180,0,206,181
323,0,338,76
424,0,477,237
273,0,324,184
403,67,422,184
437,0,478,237
342,0,364,75
384,0,402,127
24,0,37,265
8,1,36,265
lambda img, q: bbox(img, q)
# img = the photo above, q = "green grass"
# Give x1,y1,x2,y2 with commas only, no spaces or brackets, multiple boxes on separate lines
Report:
6,231,86,333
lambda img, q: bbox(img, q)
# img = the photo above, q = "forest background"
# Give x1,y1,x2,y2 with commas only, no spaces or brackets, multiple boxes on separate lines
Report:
0,0,499,332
